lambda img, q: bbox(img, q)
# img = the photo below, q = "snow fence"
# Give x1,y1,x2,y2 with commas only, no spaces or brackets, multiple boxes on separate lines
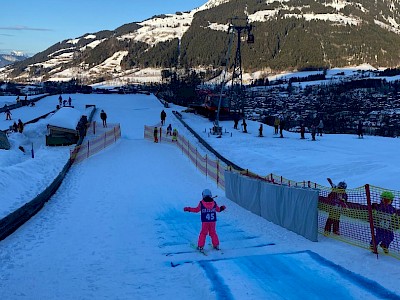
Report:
70,121,121,164
225,170,319,241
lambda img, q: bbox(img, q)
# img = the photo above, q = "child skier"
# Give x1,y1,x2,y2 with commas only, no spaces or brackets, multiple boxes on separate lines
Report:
184,189,226,251
166,124,172,136
172,128,178,142
324,180,348,236
370,191,397,254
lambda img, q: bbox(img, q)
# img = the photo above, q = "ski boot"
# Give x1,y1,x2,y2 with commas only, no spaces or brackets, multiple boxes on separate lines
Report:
380,244,389,254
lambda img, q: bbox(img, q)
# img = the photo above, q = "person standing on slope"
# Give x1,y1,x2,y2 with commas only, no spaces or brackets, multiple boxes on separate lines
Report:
184,189,226,251
357,120,364,138
100,110,107,128
160,110,166,126
317,119,324,136
274,117,280,135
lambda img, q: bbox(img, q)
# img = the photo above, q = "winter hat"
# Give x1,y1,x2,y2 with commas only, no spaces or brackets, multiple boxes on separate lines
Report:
202,189,212,199
381,191,394,203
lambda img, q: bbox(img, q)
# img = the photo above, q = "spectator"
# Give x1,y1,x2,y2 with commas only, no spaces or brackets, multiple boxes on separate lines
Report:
12,121,18,132
357,120,363,139
160,110,167,126
317,119,324,136
370,191,397,254
242,119,247,133
311,125,316,141
76,121,85,139
183,189,226,252
324,181,348,236
166,124,172,136
76,116,88,138
258,124,263,137
300,123,305,139
100,110,107,128
5,108,12,120
274,117,280,135
17,119,24,133
233,113,240,130
154,127,159,143
81,115,88,128
279,118,285,138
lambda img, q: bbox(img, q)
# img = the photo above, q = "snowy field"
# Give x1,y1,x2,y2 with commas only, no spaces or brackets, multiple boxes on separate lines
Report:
0,94,399,299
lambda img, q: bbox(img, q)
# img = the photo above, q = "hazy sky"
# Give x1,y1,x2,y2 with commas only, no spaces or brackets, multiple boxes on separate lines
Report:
0,0,206,55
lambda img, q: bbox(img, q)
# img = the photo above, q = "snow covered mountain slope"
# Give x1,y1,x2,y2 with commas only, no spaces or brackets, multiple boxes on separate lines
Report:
2,0,400,83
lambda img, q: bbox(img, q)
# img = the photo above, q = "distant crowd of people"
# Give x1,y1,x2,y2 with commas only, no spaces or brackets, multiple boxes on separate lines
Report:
57,95,72,108
230,115,366,141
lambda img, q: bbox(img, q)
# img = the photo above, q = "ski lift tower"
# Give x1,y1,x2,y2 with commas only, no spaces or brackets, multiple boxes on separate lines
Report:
213,16,254,136
228,17,254,114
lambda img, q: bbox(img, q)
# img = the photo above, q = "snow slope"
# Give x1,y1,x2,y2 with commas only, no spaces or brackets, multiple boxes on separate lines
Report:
0,94,399,299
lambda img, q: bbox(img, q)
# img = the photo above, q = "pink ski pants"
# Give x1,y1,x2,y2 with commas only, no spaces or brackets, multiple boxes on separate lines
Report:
198,222,219,247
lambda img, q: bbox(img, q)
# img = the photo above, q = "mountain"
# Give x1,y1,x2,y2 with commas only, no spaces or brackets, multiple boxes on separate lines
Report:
2,0,400,84
0,51,29,68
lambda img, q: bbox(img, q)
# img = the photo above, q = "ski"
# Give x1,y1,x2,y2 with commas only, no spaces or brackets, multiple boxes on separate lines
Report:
190,243,208,256
209,242,275,252
164,250,202,256
166,242,275,257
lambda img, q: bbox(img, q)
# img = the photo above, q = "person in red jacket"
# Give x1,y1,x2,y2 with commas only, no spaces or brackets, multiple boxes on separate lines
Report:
184,189,226,251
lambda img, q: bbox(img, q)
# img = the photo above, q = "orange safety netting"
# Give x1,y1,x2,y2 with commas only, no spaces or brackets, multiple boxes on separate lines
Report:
71,122,121,164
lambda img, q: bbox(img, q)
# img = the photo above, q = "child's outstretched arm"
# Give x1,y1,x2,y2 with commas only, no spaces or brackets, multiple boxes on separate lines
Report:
184,201,201,213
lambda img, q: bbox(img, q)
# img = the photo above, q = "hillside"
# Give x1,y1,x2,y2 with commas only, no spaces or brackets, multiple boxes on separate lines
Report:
2,0,400,83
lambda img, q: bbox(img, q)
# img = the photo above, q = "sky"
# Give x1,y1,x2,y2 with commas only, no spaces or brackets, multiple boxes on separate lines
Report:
0,93,400,299
0,0,206,55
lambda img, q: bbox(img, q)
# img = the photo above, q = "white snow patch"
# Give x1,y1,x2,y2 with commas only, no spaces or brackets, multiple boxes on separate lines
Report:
66,38,80,45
